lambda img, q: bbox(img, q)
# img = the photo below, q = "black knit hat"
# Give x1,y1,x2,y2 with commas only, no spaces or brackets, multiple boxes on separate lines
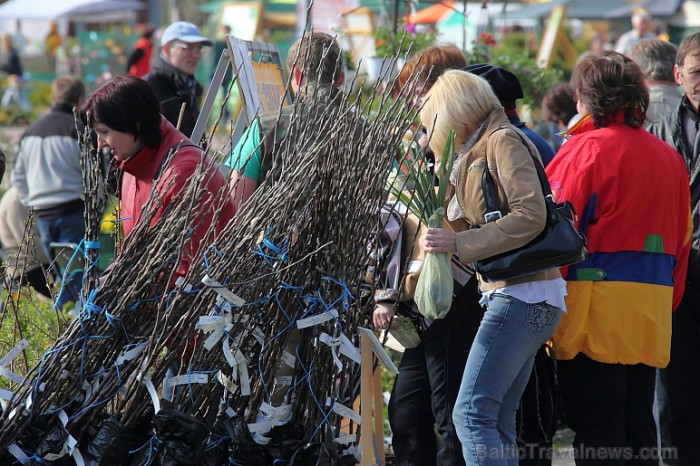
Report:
463,63,524,103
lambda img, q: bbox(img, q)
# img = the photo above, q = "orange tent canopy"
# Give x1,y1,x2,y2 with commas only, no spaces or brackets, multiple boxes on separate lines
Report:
407,1,458,24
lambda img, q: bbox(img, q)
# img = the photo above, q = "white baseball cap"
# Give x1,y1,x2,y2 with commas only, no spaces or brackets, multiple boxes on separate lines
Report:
160,21,212,46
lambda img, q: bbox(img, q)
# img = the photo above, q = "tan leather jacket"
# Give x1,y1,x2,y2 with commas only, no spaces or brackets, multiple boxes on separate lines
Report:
449,110,560,291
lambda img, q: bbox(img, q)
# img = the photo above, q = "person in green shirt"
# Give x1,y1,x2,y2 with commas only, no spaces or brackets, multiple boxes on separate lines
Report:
222,32,346,214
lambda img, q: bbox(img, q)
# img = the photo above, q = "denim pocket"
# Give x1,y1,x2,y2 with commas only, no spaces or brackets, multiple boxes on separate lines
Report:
524,301,558,334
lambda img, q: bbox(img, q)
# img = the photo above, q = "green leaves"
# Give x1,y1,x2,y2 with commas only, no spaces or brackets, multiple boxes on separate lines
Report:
373,20,437,58
388,129,456,227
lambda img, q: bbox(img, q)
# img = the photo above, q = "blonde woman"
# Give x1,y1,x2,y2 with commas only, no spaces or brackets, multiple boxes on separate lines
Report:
374,45,483,466
420,70,565,465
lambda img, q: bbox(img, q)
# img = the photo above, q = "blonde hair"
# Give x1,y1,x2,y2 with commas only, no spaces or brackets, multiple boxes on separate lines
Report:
420,69,501,156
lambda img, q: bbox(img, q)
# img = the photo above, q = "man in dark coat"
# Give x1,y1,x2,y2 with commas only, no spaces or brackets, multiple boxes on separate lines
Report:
143,21,211,138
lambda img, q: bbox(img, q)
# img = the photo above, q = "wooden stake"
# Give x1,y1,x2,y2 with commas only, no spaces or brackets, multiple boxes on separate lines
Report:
360,331,385,466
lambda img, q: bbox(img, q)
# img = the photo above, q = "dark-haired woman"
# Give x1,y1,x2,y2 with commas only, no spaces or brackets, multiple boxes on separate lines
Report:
541,83,578,152
546,51,691,464
81,74,235,278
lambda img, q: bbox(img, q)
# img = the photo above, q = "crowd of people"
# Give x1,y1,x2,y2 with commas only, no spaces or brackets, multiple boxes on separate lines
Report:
0,6,699,466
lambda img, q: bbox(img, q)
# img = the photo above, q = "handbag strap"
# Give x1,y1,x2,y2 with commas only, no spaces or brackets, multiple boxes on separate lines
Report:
481,127,552,223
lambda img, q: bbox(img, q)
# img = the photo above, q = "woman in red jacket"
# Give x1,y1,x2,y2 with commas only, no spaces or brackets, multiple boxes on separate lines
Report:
81,74,235,279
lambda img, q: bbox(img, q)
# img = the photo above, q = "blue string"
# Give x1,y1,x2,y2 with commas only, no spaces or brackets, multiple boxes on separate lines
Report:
81,288,102,317
51,239,83,311
25,454,48,465
209,245,224,258
320,276,355,311
251,275,352,405
249,280,310,402
12,444,49,464
203,245,226,276
129,434,164,464
51,237,104,311
32,329,91,399
76,238,100,277
251,229,289,266
294,343,333,442
205,432,230,452
60,387,117,421
255,296,295,402
177,369,219,412
202,249,213,276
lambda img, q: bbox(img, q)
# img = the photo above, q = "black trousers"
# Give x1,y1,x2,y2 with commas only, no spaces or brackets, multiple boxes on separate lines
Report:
388,322,476,466
658,287,700,466
557,353,658,465
517,345,558,466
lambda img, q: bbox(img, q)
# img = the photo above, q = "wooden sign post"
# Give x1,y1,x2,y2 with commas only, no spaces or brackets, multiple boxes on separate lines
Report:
357,328,399,466
536,5,578,70
192,35,289,146
360,332,384,466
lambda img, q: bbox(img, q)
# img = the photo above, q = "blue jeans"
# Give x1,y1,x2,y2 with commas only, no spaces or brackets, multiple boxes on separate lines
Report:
453,293,562,466
36,211,85,309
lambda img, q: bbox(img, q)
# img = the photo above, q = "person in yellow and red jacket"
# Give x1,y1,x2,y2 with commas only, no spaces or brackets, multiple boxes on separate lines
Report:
545,51,692,465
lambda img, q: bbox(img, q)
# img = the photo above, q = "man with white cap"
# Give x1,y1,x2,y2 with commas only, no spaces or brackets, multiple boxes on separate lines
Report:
143,21,212,138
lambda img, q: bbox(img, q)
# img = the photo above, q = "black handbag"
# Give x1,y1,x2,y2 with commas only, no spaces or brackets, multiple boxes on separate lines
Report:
475,130,587,282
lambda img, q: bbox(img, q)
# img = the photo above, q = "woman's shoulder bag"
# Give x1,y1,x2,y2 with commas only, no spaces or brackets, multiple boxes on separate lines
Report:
475,129,587,282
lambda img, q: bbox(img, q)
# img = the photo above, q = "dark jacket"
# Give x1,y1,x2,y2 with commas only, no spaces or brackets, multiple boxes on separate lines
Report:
649,97,700,279
1,47,22,77
507,112,555,166
143,55,203,138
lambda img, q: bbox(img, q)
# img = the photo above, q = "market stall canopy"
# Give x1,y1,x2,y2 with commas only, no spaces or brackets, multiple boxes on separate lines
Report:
408,1,458,23
669,0,700,27
0,0,145,21
504,0,684,19
402,1,532,52
408,1,529,26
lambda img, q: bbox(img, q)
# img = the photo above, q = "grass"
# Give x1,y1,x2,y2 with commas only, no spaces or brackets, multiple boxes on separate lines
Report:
0,285,71,390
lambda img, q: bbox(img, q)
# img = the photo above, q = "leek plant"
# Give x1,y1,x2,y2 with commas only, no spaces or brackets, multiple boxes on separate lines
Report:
387,130,456,319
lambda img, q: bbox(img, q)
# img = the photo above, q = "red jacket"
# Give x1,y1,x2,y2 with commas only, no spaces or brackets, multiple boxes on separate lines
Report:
128,36,153,78
118,117,234,278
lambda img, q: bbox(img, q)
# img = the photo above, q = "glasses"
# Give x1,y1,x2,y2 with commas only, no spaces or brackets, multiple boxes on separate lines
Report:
172,42,204,53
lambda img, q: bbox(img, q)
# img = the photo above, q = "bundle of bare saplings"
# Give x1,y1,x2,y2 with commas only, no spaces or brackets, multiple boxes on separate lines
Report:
0,60,426,465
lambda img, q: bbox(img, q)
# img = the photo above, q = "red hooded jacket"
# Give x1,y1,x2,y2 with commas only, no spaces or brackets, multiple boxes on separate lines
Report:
118,116,234,278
